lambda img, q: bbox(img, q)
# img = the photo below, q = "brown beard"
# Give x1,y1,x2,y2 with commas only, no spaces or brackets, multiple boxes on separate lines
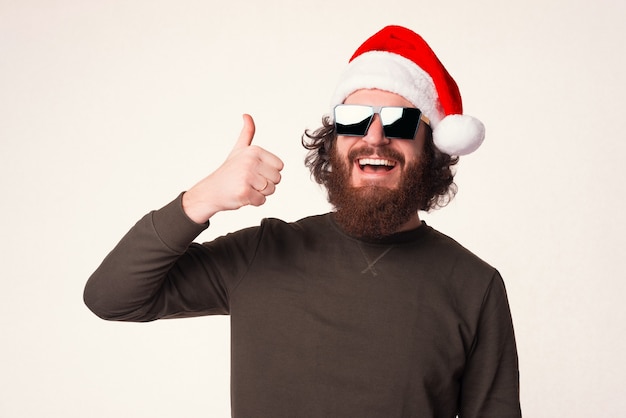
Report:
326,145,427,240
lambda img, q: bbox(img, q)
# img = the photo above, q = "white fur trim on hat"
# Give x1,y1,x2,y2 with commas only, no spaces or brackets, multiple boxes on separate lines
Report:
329,51,445,126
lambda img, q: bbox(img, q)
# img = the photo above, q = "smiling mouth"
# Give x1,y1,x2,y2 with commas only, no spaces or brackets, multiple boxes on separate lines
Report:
357,158,397,173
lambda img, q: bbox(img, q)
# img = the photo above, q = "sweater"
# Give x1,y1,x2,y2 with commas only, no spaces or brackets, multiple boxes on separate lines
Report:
84,194,521,417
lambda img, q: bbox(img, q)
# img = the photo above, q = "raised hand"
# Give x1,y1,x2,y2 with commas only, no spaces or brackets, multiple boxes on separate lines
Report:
182,114,284,224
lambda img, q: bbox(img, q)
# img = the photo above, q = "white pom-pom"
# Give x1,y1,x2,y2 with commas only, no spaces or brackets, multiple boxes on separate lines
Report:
432,114,485,156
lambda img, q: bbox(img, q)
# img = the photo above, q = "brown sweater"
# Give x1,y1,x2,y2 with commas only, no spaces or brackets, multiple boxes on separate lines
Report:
84,195,521,417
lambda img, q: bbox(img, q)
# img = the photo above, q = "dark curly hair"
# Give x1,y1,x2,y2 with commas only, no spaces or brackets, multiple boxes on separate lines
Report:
301,116,459,211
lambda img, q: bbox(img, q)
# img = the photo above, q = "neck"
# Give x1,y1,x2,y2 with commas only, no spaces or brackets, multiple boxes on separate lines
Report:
395,212,422,233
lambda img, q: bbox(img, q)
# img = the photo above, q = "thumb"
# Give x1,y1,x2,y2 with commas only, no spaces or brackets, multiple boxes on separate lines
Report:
230,113,256,154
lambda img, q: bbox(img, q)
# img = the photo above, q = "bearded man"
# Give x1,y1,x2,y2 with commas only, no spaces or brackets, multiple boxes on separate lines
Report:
84,26,521,418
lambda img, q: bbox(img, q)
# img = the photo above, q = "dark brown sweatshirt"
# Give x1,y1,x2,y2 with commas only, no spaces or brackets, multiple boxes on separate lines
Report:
84,195,521,417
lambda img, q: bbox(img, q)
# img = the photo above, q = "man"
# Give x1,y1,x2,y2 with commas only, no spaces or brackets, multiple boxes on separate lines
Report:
84,25,521,417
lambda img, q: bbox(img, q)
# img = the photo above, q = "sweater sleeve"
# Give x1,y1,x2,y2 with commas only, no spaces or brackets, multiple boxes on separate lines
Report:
459,271,522,418
83,194,257,321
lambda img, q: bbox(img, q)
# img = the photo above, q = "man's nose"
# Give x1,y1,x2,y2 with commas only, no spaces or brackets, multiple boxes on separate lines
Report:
363,114,390,146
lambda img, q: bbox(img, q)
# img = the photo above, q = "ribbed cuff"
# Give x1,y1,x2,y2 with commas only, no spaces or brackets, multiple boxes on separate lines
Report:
151,192,209,252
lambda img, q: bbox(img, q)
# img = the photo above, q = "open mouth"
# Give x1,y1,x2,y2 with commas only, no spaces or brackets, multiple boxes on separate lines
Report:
357,158,397,174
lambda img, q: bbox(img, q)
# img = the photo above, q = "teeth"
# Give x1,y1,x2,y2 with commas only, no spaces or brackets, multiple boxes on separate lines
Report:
358,158,396,167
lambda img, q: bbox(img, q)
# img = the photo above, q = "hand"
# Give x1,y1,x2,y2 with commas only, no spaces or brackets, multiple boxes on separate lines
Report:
182,114,284,224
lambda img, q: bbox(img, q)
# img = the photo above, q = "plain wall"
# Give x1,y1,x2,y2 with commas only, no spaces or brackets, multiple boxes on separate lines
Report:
1,0,625,416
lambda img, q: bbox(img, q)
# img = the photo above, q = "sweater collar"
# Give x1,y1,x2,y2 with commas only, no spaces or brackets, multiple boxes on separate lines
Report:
327,212,429,245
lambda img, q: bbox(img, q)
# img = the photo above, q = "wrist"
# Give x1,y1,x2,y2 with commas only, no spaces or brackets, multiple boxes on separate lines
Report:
181,191,217,225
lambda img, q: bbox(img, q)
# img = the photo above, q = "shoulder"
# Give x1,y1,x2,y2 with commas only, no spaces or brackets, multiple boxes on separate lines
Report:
424,224,493,265
221,214,333,259
259,213,333,235
204,214,332,246
417,224,500,288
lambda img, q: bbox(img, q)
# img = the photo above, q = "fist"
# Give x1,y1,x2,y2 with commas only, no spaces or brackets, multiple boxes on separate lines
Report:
182,114,284,224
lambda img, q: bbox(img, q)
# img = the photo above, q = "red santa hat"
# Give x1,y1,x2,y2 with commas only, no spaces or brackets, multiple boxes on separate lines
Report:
330,25,485,156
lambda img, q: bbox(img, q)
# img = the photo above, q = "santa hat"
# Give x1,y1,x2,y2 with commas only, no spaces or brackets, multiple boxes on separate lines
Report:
330,25,484,156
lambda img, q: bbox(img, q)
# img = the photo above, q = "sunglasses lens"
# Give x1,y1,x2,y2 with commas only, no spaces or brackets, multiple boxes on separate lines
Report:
381,107,421,140
334,105,374,136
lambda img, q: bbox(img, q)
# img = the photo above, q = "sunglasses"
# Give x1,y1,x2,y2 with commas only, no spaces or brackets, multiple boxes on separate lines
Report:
333,104,429,140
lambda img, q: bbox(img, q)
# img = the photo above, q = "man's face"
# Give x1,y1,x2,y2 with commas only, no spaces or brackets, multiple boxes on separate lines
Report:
334,89,427,190
326,89,430,239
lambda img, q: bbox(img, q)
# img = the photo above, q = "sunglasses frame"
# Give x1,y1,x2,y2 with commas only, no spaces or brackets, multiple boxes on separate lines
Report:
333,104,430,140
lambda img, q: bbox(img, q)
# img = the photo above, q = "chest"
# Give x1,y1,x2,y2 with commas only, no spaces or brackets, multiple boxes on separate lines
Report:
230,243,476,384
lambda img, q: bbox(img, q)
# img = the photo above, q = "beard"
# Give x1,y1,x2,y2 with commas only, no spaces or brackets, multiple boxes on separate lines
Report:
326,145,428,240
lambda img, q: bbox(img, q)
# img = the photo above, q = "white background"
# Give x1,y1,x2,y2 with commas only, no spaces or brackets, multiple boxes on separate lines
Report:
1,0,625,416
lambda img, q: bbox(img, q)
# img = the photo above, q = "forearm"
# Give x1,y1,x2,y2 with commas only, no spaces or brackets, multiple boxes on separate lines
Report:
84,114,283,320
83,194,208,321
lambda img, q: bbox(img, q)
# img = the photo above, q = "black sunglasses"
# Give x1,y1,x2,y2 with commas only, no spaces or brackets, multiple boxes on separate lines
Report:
333,104,429,140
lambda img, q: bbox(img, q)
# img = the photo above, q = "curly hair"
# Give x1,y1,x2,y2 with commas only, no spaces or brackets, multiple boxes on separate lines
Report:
301,116,459,211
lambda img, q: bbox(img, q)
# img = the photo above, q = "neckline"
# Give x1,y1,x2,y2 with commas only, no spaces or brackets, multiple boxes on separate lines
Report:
326,212,430,245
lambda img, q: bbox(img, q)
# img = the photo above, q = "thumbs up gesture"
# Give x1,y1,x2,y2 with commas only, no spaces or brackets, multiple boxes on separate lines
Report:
182,114,284,224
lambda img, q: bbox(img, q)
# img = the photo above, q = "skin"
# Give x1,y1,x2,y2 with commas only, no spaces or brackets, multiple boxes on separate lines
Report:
334,88,428,232
182,88,427,235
